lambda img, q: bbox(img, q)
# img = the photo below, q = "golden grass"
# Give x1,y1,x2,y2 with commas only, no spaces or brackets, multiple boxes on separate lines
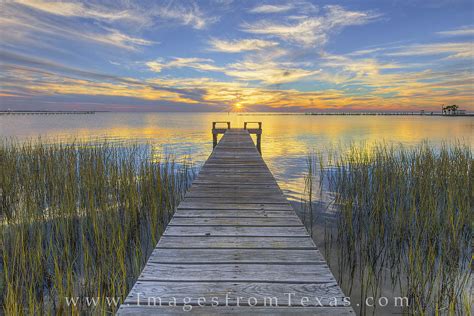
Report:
304,142,472,314
0,139,193,314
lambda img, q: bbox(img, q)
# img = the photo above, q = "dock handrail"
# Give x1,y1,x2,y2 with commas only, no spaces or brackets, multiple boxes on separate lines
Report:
212,121,231,129
244,121,262,130
211,122,231,149
243,122,262,154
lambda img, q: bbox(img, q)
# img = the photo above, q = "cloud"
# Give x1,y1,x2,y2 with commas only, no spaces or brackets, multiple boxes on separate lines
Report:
437,26,474,37
147,74,474,111
0,51,203,104
307,48,474,110
318,53,408,87
0,1,217,53
242,5,380,47
208,38,279,52
224,60,319,84
249,4,294,14
154,2,218,29
14,0,218,30
15,0,137,22
1,50,140,84
347,48,384,56
82,27,154,49
146,61,164,72
146,55,319,85
249,1,318,15
147,77,331,110
388,42,473,59
3,54,473,111
0,3,154,51
146,57,223,73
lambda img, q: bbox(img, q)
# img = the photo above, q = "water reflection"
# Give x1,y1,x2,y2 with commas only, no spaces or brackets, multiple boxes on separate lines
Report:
1,112,472,200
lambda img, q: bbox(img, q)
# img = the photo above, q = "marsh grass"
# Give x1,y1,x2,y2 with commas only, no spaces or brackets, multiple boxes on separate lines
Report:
0,139,194,314
303,142,472,315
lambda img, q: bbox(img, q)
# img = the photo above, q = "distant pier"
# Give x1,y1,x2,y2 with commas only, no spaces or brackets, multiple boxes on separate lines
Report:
0,111,96,115
239,112,472,117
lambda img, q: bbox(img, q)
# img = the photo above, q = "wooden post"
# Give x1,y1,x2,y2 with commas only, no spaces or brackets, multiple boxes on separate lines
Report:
256,134,261,154
213,133,218,149
243,121,262,155
212,122,231,150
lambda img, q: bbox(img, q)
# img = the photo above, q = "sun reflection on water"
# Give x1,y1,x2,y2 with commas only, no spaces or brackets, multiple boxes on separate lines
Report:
1,112,472,200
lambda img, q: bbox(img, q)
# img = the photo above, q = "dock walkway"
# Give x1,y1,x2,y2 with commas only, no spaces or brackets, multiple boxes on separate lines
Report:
117,128,353,315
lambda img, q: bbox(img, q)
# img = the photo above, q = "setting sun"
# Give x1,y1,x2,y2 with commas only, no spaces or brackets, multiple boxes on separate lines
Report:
1,0,472,112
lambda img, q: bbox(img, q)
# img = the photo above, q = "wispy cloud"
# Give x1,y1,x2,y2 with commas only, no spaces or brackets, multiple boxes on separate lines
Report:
242,5,380,47
0,50,202,104
225,60,319,84
322,53,403,76
146,57,223,73
208,38,278,52
347,48,385,56
83,27,155,49
3,49,473,111
0,50,140,84
146,55,318,85
0,2,154,51
15,0,138,22
249,4,295,14
437,26,474,37
1,1,216,53
154,2,218,29
388,42,473,59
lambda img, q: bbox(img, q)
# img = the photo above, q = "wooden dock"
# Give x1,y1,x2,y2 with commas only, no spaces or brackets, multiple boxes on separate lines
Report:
117,126,353,315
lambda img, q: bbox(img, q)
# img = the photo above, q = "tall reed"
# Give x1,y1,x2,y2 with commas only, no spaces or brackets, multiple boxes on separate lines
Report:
303,142,472,315
0,139,194,314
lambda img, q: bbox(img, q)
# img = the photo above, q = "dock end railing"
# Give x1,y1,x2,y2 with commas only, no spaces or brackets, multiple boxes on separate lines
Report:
244,122,262,154
211,121,263,154
212,121,231,149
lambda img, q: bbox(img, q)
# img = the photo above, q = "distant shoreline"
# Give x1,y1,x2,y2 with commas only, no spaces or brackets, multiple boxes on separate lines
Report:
238,112,473,117
0,110,472,117
0,110,103,115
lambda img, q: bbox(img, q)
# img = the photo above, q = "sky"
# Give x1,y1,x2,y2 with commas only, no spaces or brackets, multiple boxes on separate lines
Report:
0,0,473,112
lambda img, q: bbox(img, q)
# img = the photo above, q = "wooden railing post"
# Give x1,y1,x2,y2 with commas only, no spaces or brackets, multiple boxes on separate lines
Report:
256,134,261,154
212,122,231,150
243,122,262,155
213,133,218,148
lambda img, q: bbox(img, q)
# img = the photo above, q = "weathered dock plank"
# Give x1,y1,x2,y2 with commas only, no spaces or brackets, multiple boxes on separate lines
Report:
147,249,326,263
164,226,308,237
123,281,349,306
168,217,302,226
173,209,297,217
156,236,317,249
138,263,336,283
118,306,354,315
117,128,353,315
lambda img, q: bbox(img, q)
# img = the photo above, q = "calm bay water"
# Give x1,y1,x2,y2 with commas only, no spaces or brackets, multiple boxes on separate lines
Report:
0,112,472,201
